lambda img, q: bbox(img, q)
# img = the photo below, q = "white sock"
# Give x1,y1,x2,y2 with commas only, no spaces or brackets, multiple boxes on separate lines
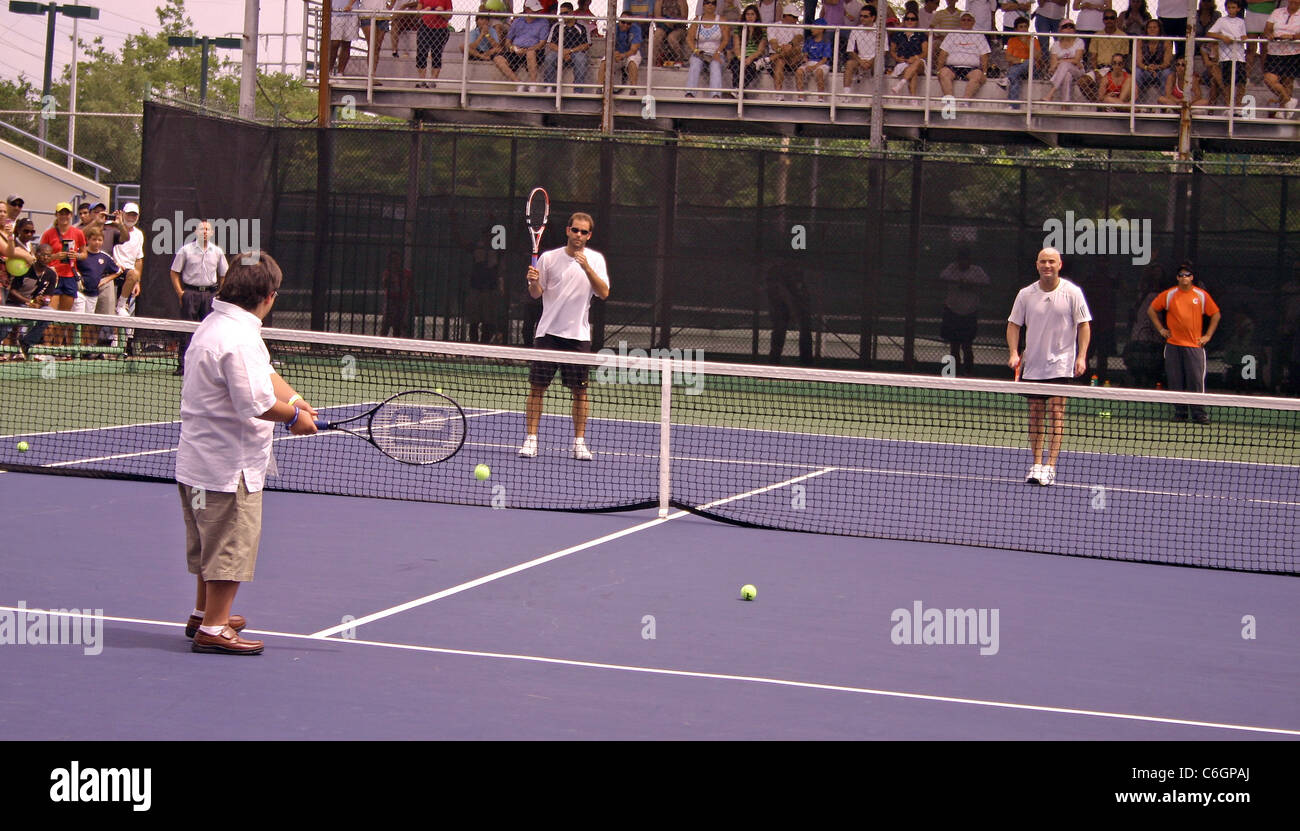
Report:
574,437,586,445
191,608,204,618
198,624,226,637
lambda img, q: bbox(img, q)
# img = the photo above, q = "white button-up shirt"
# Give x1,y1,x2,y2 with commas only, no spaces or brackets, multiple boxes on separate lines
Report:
170,240,229,288
176,300,279,493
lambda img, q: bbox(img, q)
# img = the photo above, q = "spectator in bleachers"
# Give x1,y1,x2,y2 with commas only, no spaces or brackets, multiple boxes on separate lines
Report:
1206,0,1249,112
468,13,507,66
1076,7,1127,100
918,0,939,29
1095,51,1134,107
685,0,730,97
1156,0,1188,55
1034,0,1068,48
623,0,655,39
543,2,593,89
936,11,991,101
4,194,22,224
930,0,964,52
1263,0,1300,119
75,202,93,230
1158,55,1210,106
719,0,746,22
1119,0,1152,36
1043,19,1085,102
607,16,646,90
844,4,879,90
757,0,781,22
1004,15,1042,107
390,2,422,58
966,0,999,47
1001,0,1032,35
731,4,771,89
414,0,453,88
355,0,392,81
821,0,849,28
506,0,553,91
572,0,601,38
654,0,691,65
1073,0,1110,35
889,7,929,96
329,0,359,76
1135,17,1173,103
796,18,835,97
768,4,806,98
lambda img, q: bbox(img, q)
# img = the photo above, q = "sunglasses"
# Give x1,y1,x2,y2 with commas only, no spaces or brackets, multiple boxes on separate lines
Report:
1103,14,1117,19
1177,270,1193,277
569,226,592,235
904,15,918,19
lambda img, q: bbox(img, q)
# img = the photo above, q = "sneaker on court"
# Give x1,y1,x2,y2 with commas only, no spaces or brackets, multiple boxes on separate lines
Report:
518,435,538,458
573,439,593,461
1025,464,1043,484
1038,465,1056,486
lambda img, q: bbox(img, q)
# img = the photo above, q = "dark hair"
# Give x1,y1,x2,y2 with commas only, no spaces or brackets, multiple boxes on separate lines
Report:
863,4,876,15
14,218,34,235
216,252,283,310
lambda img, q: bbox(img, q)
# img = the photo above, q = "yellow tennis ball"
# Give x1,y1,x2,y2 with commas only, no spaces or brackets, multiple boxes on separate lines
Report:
17,441,30,452
741,584,756,601
474,464,490,481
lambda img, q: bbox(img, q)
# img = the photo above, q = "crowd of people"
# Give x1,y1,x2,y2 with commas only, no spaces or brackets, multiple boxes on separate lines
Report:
325,1,1300,115
0,194,144,360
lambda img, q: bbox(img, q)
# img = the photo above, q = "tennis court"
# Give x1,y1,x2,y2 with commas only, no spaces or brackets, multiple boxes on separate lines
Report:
1,310,1299,739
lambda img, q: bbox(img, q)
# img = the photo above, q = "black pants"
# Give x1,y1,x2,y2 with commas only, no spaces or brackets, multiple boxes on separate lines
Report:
177,289,215,370
1164,344,1207,419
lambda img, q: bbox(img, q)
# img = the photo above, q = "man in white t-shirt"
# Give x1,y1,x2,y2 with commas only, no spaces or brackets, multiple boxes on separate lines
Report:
936,12,991,99
1006,247,1092,486
520,211,611,461
844,4,880,88
1264,0,1300,118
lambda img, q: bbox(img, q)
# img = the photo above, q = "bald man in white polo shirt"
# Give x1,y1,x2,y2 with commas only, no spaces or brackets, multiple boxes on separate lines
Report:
1006,247,1091,487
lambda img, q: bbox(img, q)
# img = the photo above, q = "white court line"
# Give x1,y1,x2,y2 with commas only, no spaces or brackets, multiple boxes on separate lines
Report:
3,604,1296,738
308,467,837,639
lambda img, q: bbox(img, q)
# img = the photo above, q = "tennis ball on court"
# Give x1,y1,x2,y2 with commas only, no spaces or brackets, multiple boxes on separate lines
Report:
475,463,491,481
16,441,30,452
1097,410,1112,418
435,387,443,394
741,584,756,601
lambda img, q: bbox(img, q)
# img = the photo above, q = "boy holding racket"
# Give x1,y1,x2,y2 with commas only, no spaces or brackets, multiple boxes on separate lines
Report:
1006,247,1091,486
519,212,610,461
177,253,318,655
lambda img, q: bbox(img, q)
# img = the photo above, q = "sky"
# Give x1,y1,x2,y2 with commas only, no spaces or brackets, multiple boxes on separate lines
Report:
0,1,307,86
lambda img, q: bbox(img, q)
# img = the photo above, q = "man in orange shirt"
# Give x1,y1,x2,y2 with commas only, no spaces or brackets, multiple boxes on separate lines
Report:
1147,260,1221,424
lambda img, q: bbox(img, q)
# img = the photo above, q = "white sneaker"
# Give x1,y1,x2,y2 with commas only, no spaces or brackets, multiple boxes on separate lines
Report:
518,435,538,458
573,438,593,461
1026,464,1043,484
1038,465,1056,486
890,79,907,95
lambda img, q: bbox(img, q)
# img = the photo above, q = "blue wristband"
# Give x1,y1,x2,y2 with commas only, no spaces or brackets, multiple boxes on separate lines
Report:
286,408,299,428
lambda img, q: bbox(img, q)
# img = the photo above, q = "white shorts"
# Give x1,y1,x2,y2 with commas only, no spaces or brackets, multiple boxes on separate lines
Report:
332,12,359,42
617,52,643,68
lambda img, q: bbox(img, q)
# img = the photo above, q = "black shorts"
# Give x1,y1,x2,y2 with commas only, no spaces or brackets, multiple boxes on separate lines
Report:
1265,53,1300,81
940,308,977,345
949,66,980,81
1021,375,1078,401
529,334,592,389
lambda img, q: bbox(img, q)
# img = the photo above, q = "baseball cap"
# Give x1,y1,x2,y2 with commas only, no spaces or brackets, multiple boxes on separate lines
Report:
813,16,827,25
123,202,140,214
524,0,542,10
91,202,106,210
5,193,22,206
959,11,975,19
782,4,799,17
1176,259,1195,274
55,202,74,214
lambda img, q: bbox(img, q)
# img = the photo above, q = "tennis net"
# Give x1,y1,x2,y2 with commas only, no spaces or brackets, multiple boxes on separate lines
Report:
2,308,1298,574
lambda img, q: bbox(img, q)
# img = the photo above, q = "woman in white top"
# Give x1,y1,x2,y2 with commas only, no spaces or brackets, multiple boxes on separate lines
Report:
686,0,730,97
1072,0,1111,34
1043,19,1085,102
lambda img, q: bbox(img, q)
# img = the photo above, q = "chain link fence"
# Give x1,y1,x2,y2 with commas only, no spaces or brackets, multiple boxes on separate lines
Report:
139,102,1300,394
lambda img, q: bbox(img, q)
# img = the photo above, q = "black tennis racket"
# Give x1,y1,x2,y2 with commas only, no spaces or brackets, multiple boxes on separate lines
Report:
313,390,467,465
526,186,549,268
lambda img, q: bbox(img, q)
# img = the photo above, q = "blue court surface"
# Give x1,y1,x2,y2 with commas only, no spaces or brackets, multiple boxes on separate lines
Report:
1,467,1298,740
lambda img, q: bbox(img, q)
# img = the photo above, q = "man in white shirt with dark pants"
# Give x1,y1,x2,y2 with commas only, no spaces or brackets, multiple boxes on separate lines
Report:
176,253,318,654
1006,247,1091,486
520,211,611,461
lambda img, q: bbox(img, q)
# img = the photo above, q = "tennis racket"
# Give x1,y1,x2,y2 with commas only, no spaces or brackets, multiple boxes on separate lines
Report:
312,390,468,465
526,186,549,268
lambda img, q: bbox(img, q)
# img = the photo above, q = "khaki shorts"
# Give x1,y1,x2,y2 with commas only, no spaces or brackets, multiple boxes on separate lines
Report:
179,476,263,582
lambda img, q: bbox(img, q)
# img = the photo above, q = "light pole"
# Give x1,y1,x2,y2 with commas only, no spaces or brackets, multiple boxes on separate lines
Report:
168,35,244,107
7,1,100,158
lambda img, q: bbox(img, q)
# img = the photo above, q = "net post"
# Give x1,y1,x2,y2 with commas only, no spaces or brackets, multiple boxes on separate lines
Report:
658,355,672,518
